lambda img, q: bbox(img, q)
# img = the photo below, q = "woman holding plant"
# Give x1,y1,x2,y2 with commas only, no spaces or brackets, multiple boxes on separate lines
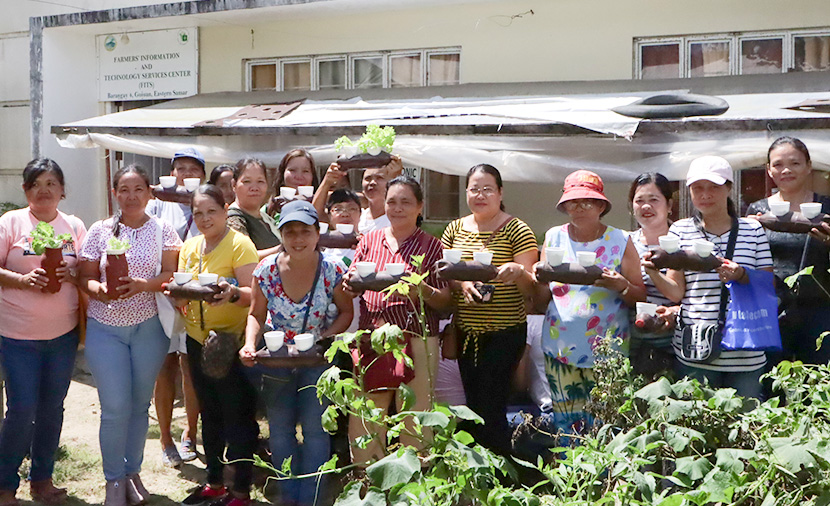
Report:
177,184,259,506
746,137,830,365
239,199,353,506
442,164,538,456
345,176,451,465
78,165,181,506
0,158,86,506
643,156,773,398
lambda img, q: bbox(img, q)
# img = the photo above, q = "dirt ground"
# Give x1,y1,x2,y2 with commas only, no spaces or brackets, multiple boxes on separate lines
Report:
6,355,277,506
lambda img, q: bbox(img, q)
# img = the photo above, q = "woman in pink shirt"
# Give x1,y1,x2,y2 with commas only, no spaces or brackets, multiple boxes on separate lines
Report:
0,159,86,506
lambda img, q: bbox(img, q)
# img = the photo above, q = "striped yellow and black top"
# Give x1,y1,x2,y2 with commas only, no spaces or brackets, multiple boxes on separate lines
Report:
441,217,538,334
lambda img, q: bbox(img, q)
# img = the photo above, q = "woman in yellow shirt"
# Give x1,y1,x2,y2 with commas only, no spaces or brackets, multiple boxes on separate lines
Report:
176,184,259,506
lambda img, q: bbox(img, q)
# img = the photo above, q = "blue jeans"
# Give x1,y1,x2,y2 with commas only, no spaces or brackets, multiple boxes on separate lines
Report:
0,331,78,491
675,362,764,400
85,317,169,481
262,367,329,506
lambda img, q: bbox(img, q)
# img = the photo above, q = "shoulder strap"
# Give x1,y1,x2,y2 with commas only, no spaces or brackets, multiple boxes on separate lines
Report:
482,215,513,250
300,252,324,334
687,215,739,328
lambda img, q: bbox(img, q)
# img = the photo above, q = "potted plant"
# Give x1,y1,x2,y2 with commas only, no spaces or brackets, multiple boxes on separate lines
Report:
334,124,396,170
105,236,131,295
30,221,72,294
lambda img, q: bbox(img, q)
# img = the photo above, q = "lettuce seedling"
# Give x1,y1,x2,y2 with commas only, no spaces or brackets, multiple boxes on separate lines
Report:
335,125,396,155
107,236,131,252
30,221,71,255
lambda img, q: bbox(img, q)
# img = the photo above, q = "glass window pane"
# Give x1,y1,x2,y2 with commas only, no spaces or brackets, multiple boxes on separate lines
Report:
318,59,346,90
689,41,730,77
425,171,459,220
794,35,830,72
741,38,782,74
353,57,383,89
391,55,421,87
250,64,276,90
640,44,680,79
282,61,311,91
428,53,460,86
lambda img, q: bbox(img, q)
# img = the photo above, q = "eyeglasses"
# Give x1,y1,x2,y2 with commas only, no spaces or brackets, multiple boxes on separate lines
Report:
562,200,597,211
329,205,360,215
466,187,498,197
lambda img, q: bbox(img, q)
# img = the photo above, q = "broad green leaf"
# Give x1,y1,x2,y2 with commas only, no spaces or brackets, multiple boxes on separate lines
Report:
398,383,415,412
762,437,818,473
699,469,735,503
335,482,386,506
707,388,743,412
714,448,755,474
321,405,339,433
446,404,484,424
675,456,713,481
784,265,814,288
664,424,705,452
655,495,686,506
320,454,338,472
366,448,420,491
454,430,475,446
413,411,450,429
634,377,675,402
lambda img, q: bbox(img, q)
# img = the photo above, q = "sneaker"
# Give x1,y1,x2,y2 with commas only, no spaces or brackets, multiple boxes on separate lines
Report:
162,445,184,469
179,439,198,462
208,495,250,506
181,485,226,506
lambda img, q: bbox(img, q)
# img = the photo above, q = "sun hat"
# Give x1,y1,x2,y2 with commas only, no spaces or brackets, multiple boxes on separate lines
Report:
686,156,733,186
278,200,319,229
556,170,611,216
172,147,206,168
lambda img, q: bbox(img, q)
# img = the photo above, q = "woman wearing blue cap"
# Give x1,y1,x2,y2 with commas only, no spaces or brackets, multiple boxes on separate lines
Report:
240,199,353,506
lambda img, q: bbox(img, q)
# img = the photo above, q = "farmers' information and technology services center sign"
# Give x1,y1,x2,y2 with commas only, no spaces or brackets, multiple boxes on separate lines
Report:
97,28,198,101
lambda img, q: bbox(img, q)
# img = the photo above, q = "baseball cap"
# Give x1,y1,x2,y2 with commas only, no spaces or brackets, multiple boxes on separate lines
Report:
278,200,319,229
686,156,733,186
556,170,611,216
172,147,206,168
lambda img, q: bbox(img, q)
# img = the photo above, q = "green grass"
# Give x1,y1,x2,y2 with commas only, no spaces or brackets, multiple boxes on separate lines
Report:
18,443,101,486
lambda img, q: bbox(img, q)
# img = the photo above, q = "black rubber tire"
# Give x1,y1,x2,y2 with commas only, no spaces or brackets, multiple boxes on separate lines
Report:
612,93,729,119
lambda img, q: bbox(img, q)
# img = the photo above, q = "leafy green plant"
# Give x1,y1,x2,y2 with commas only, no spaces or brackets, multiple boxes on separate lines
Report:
106,236,131,252
335,125,396,155
29,221,71,254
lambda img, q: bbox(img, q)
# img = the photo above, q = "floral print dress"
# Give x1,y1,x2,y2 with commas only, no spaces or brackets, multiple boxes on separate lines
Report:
540,224,629,433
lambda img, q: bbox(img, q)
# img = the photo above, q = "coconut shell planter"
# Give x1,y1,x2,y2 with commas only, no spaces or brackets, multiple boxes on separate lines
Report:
346,272,404,292
164,281,222,302
649,249,723,272
318,231,359,249
435,260,498,282
534,262,604,285
757,212,830,234
335,152,393,170
151,185,193,204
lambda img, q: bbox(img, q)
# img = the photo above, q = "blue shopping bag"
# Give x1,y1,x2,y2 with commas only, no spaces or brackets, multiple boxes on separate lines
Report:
722,269,782,351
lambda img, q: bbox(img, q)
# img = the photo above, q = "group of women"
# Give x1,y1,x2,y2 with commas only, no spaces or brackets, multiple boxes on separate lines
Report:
0,136,827,506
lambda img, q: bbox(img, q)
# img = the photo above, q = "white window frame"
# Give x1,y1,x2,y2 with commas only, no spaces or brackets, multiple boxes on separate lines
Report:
634,28,830,78
244,47,460,91
315,56,347,91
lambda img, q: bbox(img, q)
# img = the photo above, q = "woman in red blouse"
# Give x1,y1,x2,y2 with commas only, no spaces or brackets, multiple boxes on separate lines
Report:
345,176,452,465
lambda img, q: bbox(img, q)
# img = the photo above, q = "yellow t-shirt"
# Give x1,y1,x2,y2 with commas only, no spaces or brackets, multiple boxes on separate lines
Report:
178,229,258,344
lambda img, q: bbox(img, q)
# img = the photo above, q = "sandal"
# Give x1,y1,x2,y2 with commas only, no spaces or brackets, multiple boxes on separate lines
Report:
30,479,67,506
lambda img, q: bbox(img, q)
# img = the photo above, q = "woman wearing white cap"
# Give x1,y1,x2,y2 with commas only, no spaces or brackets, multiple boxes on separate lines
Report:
643,156,773,398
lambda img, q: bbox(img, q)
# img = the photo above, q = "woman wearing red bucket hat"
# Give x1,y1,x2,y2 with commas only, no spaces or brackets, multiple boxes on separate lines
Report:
533,170,645,433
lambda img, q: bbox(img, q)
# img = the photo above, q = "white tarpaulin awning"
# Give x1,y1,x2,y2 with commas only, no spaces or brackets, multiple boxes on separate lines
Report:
53,91,830,183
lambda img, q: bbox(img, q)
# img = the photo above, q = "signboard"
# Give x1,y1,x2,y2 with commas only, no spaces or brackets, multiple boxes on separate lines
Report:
97,28,198,102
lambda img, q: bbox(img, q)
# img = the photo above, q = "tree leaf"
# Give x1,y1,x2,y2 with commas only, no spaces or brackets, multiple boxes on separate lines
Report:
335,482,387,506
398,383,415,412
413,411,450,429
674,456,713,481
321,405,339,433
366,448,421,491
714,448,755,474
699,469,735,503
446,404,484,424
664,424,705,452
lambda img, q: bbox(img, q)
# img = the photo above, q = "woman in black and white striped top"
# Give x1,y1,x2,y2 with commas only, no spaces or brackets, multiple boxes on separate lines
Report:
643,156,772,399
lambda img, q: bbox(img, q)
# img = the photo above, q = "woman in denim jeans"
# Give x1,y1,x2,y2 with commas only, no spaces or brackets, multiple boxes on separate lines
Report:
0,159,86,506
240,200,353,506
78,165,181,506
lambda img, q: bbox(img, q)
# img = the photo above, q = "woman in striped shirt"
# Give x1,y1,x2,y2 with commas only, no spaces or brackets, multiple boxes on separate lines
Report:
644,156,773,399
346,176,451,465
441,164,539,456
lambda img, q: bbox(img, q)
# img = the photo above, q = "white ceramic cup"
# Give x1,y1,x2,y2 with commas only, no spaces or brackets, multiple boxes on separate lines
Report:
355,262,376,277
280,187,297,199
198,273,219,286
473,251,493,265
319,223,329,234
545,247,566,267
385,263,406,276
183,178,201,192
336,223,354,234
298,186,314,198
636,302,658,316
442,249,463,263
576,251,597,267
769,201,791,217
693,239,715,257
173,272,192,285
801,202,822,219
263,331,285,352
294,333,315,352
159,176,176,188
658,235,680,253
